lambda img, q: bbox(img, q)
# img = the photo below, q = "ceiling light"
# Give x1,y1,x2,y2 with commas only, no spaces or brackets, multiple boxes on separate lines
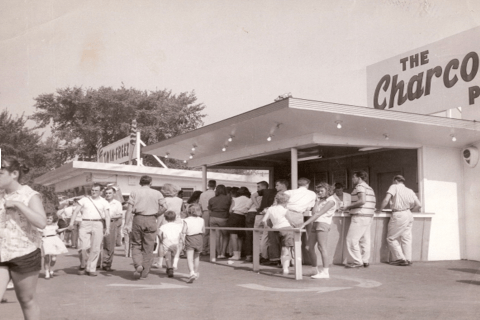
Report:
383,134,389,140
228,135,235,142
335,121,342,129
183,160,187,163
165,153,169,158
267,136,272,142
222,147,226,152
189,155,193,159
451,134,457,142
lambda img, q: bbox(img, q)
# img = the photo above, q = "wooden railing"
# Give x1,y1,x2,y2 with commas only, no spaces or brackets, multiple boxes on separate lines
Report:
206,227,306,280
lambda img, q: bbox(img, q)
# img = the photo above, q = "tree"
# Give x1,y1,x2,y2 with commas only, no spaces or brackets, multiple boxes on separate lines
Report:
31,86,206,162
0,110,58,211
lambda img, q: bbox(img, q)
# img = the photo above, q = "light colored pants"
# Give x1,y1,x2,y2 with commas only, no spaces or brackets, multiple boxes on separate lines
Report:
387,210,414,261
346,215,372,265
78,220,104,272
254,215,269,259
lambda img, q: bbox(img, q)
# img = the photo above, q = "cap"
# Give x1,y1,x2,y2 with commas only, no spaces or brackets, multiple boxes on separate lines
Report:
393,175,406,182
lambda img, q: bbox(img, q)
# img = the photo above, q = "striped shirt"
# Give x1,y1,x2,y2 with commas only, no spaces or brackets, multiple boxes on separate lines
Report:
350,181,376,216
387,184,418,211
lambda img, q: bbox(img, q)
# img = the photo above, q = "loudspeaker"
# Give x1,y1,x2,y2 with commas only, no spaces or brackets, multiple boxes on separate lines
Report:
462,146,479,168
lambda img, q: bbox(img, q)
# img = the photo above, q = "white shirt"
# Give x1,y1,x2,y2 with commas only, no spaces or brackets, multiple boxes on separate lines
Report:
199,189,215,212
165,197,184,215
183,217,204,235
334,192,351,210
265,205,291,229
315,196,339,224
78,196,110,220
230,196,253,215
159,222,183,247
284,187,317,216
108,199,123,219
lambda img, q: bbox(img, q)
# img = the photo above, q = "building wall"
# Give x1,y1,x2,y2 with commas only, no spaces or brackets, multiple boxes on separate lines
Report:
463,141,480,261
421,146,463,261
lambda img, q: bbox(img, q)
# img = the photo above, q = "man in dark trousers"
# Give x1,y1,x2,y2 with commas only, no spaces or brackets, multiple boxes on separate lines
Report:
124,176,167,279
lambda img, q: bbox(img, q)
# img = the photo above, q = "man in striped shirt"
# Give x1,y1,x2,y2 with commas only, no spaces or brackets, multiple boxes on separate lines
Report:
343,171,376,268
378,175,422,266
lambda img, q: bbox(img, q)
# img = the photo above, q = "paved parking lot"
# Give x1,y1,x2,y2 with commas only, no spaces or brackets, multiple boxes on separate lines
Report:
2,247,480,320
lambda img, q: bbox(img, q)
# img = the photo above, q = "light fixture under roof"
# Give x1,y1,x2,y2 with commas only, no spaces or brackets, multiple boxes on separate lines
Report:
267,136,272,142
335,121,342,129
450,134,457,142
228,135,234,142
222,147,227,152
165,152,169,158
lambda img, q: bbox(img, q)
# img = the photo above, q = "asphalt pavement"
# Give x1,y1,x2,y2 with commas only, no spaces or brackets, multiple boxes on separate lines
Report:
2,246,480,320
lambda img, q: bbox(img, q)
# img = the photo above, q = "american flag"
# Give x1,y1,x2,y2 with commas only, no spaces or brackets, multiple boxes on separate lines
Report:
130,119,137,145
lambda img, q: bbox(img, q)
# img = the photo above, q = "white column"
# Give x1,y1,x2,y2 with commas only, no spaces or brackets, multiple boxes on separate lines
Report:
291,148,298,189
201,165,207,192
136,131,141,166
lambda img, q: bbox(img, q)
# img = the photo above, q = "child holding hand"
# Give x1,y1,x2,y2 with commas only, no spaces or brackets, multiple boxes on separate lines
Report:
42,213,69,279
158,210,184,278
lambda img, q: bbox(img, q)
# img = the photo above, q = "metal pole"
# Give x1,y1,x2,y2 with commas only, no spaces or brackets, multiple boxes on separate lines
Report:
202,165,207,192
291,148,298,189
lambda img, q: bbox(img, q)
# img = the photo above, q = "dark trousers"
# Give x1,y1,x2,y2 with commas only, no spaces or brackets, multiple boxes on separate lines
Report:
101,218,121,268
244,212,257,257
131,215,157,275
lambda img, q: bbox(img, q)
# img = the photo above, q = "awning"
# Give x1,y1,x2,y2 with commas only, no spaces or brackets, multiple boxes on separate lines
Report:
142,98,480,167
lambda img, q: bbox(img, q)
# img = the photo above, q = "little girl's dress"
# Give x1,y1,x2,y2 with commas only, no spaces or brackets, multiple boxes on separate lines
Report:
42,224,68,255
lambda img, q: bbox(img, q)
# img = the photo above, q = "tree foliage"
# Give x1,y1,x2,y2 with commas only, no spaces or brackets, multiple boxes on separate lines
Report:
31,86,206,162
0,110,58,211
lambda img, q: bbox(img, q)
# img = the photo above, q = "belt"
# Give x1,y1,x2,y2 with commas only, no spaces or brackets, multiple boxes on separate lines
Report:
82,219,103,221
110,218,121,222
392,209,409,212
42,235,56,238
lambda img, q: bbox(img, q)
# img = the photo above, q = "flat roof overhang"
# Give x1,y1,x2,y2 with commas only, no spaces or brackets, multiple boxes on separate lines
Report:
142,98,480,167
34,161,263,187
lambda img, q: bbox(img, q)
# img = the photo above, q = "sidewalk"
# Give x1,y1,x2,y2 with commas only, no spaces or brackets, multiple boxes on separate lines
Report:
2,246,479,320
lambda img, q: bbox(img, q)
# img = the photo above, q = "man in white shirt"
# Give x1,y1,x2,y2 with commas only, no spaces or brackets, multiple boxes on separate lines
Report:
284,177,317,227
198,180,216,255
99,186,123,271
69,183,110,276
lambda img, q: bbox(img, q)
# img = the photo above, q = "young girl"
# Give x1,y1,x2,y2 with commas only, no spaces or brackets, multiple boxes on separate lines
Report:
42,213,69,279
182,203,205,283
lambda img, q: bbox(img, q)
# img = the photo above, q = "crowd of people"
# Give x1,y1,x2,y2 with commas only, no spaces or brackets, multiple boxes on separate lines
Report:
0,154,423,320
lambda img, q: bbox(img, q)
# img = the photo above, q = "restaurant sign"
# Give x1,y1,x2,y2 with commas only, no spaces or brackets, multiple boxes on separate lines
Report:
98,136,137,164
367,27,480,114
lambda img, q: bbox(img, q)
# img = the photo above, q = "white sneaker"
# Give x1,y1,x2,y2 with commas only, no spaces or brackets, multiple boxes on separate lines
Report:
50,270,54,277
311,271,329,279
282,268,289,275
45,272,50,279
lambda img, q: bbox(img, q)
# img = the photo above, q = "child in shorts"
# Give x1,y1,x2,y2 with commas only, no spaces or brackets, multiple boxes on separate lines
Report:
42,213,69,279
261,193,294,275
182,204,205,283
158,210,184,278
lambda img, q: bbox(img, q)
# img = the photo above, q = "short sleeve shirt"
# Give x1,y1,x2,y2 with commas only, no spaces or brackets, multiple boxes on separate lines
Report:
231,196,253,215
159,222,183,247
0,185,42,262
265,205,291,229
183,216,205,235
284,187,317,216
128,186,166,216
314,196,338,224
108,199,123,219
78,196,110,220
199,190,215,212
387,184,417,211
350,182,376,216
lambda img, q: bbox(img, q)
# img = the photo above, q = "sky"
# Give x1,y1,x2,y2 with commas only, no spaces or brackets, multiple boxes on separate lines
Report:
1,0,480,129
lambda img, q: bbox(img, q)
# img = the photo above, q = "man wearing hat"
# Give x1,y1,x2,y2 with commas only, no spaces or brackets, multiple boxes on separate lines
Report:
378,175,422,266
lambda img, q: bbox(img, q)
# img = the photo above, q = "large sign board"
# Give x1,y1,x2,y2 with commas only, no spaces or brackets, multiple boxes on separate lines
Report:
98,136,137,164
367,27,480,114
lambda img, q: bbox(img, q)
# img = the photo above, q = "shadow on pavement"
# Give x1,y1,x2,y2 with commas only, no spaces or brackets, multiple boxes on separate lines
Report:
457,280,480,285
448,268,480,274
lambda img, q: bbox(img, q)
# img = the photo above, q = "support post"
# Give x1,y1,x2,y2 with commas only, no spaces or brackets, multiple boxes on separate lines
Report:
253,229,260,272
291,148,298,189
294,231,303,280
136,131,141,166
210,228,216,262
202,165,207,192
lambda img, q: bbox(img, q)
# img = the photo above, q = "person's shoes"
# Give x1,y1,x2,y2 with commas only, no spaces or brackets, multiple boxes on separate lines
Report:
133,266,143,280
259,257,270,264
103,266,115,272
77,268,86,275
45,271,51,279
245,255,253,262
406,260,413,265
167,268,174,278
345,263,363,268
0,298,7,303
389,259,407,266
399,260,412,266
71,246,77,249
86,271,97,277
187,274,198,284
141,267,149,279
49,270,55,277
311,271,330,279
363,263,370,268
217,255,226,259
282,268,289,275
151,262,160,269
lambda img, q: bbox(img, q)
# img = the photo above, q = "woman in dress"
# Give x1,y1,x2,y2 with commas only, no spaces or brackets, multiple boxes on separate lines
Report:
0,157,47,320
